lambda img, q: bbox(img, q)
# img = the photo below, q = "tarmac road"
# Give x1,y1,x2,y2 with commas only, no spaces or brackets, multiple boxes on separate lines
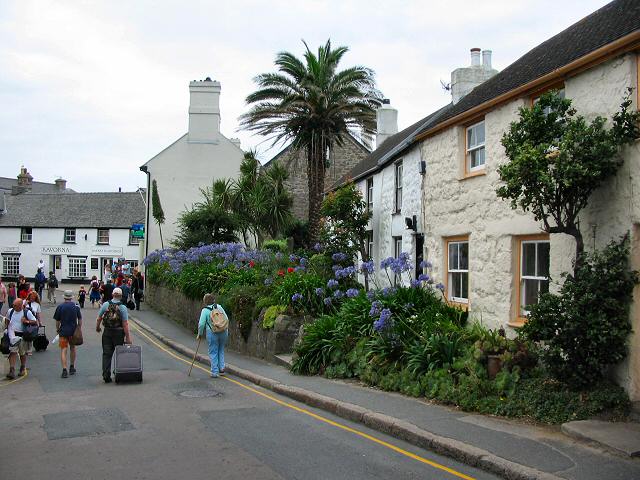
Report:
0,299,499,480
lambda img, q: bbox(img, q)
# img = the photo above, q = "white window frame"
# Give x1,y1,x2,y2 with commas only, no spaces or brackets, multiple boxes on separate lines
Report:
68,257,87,278
97,228,110,245
2,254,20,277
447,239,469,304
519,240,550,317
366,230,374,261
366,177,374,212
20,227,32,243
129,229,141,245
393,236,403,285
466,120,486,172
64,228,76,244
394,161,403,213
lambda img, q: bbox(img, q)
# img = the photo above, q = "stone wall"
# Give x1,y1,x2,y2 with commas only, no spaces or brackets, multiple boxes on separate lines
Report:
264,135,370,220
145,283,304,362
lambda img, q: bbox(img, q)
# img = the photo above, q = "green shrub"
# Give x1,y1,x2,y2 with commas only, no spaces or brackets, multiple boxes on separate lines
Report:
262,305,287,329
272,272,326,315
291,315,339,375
263,239,288,254
522,237,639,387
225,284,261,341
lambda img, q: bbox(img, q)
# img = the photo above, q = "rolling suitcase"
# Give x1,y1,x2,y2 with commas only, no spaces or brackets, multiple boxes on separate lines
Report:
113,344,143,383
33,326,49,352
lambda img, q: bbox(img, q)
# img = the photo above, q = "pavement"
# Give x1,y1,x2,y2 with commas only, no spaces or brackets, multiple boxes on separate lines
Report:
129,305,640,480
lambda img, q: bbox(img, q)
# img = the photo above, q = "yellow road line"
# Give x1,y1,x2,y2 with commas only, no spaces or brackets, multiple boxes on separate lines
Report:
0,368,28,387
129,322,476,480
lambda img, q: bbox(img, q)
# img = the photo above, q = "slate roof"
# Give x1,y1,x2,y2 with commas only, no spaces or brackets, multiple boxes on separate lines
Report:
0,177,75,194
332,0,640,189
0,192,145,228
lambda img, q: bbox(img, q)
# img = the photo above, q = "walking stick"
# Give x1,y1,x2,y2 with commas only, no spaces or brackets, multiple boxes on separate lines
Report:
188,336,202,376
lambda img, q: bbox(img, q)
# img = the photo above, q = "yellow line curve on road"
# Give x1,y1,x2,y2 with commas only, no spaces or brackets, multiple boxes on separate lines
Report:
129,322,476,480
0,369,28,387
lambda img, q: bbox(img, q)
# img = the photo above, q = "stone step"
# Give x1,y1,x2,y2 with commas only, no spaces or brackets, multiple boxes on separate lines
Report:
562,420,640,457
273,353,294,369
630,402,640,423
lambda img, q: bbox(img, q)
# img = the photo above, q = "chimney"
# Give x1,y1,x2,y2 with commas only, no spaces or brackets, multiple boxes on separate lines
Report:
229,137,242,150
375,99,398,148
450,48,498,104
188,77,221,143
17,166,33,187
55,178,67,192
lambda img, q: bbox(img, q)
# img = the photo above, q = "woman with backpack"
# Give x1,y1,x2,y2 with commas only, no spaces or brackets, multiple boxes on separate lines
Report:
89,276,101,308
196,293,229,378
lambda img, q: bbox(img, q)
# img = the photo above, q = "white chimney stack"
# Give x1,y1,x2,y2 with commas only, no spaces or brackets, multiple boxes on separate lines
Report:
450,48,498,104
376,99,398,148
188,77,221,143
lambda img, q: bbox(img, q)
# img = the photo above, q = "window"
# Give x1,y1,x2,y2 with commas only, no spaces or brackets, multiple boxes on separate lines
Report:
393,236,403,285
64,228,76,243
394,161,403,212
97,228,110,245
518,238,550,318
2,254,20,276
68,257,87,278
447,238,469,304
366,230,374,260
466,121,485,173
90,257,99,270
532,88,565,115
129,229,141,245
20,227,32,243
366,178,374,212
128,260,139,270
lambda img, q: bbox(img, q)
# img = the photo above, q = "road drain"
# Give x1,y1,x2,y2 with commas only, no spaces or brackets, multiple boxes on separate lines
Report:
179,389,222,398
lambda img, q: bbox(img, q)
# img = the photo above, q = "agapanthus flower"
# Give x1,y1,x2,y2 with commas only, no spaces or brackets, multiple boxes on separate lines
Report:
332,252,348,262
410,279,421,288
313,243,323,252
418,273,430,283
335,266,357,279
381,287,397,297
323,297,333,306
360,260,374,275
333,290,344,299
315,287,324,296
332,264,341,272
346,288,360,298
289,254,298,263
435,282,445,292
380,257,395,270
419,260,432,269
373,308,392,332
275,252,283,260
291,293,303,302
327,279,339,289
366,290,376,301
369,300,382,317
299,257,308,266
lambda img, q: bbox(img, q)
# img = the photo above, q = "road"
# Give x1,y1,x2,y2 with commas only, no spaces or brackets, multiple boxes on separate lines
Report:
1,299,498,480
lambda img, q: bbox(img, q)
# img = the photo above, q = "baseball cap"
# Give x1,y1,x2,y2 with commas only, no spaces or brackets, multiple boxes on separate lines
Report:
112,288,123,296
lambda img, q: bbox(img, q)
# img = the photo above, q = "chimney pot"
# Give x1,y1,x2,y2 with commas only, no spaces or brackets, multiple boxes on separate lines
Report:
482,50,492,69
54,178,67,192
376,100,398,149
470,48,481,66
451,49,498,104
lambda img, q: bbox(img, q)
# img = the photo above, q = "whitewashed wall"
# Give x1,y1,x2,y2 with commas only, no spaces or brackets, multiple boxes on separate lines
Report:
421,53,640,397
0,227,140,282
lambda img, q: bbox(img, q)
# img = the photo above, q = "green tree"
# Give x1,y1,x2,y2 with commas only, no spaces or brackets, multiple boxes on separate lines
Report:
151,179,166,249
321,182,372,289
497,90,639,274
241,39,382,245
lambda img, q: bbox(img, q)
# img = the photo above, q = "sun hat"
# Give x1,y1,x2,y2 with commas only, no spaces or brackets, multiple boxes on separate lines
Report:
63,290,73,300
112,288,123,296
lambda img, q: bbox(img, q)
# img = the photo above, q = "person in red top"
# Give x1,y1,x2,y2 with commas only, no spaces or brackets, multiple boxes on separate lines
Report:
17,275,30,300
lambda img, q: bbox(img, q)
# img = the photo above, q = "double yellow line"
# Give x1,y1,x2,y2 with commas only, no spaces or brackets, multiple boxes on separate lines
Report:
129,322,476,480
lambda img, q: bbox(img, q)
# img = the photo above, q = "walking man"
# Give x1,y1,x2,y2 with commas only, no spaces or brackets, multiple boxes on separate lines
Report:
101,278,114,304
47,271,58,304
53,290,82,378
95,288,131,383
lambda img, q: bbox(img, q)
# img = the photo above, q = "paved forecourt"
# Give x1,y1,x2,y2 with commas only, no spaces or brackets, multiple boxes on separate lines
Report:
0,298,497,480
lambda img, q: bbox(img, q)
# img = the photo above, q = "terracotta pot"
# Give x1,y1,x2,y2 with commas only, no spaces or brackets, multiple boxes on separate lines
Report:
487,354,503,379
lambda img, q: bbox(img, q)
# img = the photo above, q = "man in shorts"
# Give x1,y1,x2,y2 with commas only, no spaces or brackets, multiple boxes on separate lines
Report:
5,298,37,379
53,290,82,378
96,288,131,383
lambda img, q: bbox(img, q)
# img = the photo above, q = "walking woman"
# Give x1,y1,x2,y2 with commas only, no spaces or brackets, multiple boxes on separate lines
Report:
17,275,30,300
89,276,101,308
197,293,229,378
24,291,43,327
131,269,144,311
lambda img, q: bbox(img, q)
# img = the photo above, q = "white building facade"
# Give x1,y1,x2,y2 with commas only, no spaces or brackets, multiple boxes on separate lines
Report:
141,78,244,255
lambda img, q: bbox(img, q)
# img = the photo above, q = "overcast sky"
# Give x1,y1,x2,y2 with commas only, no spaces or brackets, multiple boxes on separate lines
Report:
0,0,610,192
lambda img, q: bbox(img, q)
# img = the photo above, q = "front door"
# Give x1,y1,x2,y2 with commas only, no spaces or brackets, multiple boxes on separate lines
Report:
50,255,62,274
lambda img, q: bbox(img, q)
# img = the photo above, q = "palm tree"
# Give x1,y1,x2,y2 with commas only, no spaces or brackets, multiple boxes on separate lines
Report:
240,40,381,244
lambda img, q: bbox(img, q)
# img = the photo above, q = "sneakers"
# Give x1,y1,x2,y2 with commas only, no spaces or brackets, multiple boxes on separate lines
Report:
6,368,15,380
69,365,76,375
219,370,226,376
210,373,219,378
103,376,112,383
18,366,26,377
61,369,68,378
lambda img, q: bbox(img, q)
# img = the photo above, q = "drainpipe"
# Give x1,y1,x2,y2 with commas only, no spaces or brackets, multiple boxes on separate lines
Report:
139,165,151,264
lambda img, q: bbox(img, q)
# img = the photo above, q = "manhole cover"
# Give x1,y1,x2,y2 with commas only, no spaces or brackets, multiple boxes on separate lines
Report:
179,389,222,398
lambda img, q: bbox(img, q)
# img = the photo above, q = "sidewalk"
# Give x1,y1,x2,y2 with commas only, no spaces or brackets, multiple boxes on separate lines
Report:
130,307,640,480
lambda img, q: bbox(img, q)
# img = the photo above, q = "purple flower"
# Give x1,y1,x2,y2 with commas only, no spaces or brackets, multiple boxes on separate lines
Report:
291,293,303,302
419,260,432,269
289,254,298,263
366,290,376,301
418,273,430,283
435,282,445,292
332,264,341,272
335,265,356,279
315,287,324,296
294,266,306,273
380,257,395,270
360,260,374,275
275,252,283,260
323,297,333,306
381,287,397,297
299,257,308,266
369,300,382,317
313,243,323,252
346,288,360,298
410,279,421,288
373,308,392,332
332,252,348,262
327,279,339,289
333,290,344,299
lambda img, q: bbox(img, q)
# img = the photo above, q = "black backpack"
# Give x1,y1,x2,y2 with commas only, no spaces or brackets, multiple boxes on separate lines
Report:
102,301,123,329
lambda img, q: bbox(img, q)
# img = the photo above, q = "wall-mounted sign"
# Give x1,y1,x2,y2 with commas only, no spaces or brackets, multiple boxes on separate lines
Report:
41,246,72,254
1,246,19,253
131,223,145,239
91,246,123,256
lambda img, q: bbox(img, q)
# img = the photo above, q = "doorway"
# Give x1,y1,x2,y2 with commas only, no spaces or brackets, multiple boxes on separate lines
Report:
415,234,424,279
49,255,61,274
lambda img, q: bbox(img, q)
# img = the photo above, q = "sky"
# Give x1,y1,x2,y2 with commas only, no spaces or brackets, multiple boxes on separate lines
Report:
0,0,611,192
